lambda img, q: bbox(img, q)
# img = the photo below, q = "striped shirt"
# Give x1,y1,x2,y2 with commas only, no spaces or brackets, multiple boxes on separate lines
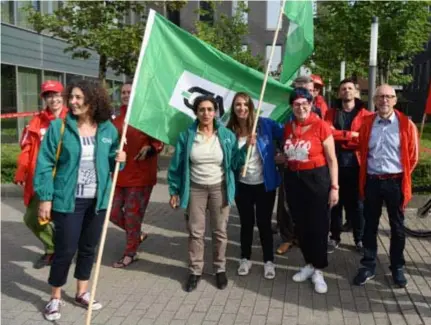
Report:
75,136,97,198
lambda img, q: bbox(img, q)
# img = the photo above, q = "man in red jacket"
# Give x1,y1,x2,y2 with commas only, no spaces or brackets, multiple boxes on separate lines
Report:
353,84,418,288
111,80,164,268
325,78,372,253
311,74,329,119
14,80,68,269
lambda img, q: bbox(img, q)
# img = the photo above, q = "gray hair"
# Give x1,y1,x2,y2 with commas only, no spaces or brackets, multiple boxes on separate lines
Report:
293,75,313,87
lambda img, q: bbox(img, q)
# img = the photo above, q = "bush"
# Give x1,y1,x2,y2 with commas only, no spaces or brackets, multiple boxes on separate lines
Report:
1,143,20,183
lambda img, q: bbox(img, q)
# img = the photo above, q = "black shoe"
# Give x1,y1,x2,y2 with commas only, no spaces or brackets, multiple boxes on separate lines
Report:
34,253,54,269
355,241,364,253
353,268,375,286
341,222,352,232
391,268,407,288
215,272,228,290
327,239,340,254
185,274,200,292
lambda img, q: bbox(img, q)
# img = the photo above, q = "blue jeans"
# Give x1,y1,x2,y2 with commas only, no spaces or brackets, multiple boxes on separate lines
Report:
49,199,105,287
361,176,405,273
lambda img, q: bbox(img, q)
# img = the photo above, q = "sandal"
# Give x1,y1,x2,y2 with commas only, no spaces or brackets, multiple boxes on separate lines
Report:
112,255,138,268
140,232,149,244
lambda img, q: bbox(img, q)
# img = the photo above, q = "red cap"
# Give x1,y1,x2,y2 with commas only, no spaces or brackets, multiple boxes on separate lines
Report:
311,74,324,86
40,80,64,97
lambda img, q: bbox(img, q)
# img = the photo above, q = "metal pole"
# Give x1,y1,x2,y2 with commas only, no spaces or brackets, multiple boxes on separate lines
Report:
340,61,346,81
368,16,378,111
327,78,332,109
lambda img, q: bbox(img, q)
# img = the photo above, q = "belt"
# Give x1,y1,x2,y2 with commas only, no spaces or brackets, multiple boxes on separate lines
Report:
287,159,326,171
367,173,403,180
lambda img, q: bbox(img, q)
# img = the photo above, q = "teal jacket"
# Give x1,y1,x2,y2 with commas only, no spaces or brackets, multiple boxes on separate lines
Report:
168,120,246,209
34,113,121,213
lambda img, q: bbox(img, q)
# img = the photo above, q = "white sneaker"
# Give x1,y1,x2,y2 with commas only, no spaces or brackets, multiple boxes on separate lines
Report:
237,259,252,276
44,298,65,321
292,264,315,282
264,261,276,279
312,270,328,294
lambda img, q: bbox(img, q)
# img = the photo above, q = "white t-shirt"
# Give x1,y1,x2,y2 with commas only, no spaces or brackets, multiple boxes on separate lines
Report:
238,136,264,185
190,131,225,185
75,136,97,198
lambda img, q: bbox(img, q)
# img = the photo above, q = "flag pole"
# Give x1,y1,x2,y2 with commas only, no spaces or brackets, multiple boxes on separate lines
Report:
242,0,287,177
420,112,427,141
85,9,157,325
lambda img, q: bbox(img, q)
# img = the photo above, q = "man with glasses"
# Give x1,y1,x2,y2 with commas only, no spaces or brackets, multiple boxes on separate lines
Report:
325,78,371,253
15,80,68,269
353,84,419,287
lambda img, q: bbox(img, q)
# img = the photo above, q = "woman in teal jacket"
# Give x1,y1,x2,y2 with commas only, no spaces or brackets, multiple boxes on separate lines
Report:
168,95,252,293
34,80,126,322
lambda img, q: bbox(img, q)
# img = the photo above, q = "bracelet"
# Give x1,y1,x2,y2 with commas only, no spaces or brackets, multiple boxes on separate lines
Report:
331,185,339,190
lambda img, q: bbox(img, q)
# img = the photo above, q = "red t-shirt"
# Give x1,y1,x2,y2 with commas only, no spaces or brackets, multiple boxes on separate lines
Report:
283,116,332,170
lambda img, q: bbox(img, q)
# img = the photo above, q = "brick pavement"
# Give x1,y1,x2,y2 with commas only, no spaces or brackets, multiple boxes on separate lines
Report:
1,166,431,325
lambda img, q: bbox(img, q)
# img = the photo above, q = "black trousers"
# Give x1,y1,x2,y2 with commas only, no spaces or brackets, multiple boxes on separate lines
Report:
276,167,296,243
330,167,364,243
285,166,330,269
49,199,105,287
361,176,405,273
235,182,276,263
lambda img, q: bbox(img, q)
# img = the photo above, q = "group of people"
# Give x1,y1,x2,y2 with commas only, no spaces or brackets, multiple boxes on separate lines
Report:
14,74,419,321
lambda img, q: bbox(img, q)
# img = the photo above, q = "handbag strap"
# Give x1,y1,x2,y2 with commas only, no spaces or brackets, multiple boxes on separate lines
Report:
52,120,65,177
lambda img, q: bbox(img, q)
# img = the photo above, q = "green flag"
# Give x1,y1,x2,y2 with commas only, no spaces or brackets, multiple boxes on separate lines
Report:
128,10,292,146
280,1,314,83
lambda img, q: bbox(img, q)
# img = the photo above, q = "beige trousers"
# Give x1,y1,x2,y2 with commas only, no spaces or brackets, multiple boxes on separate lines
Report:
187,181,230,275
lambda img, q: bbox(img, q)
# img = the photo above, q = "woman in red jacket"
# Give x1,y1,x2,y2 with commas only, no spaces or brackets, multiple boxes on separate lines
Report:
283,88,339,294
110,80,164,268
14,80,68,269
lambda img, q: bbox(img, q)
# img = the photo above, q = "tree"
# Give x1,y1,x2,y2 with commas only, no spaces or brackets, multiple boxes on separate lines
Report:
194,1,264,71
25,1,187,84
312,1,431,86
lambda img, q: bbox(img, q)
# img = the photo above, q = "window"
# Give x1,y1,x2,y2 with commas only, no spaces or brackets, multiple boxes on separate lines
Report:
41,0,59,14
43,70,63,83
266,0,282,30
1,1,15,24
199,1,214,24
1,64,18,142
66,74,83,85
17,67,42,137
16,0,40,29
167,6,180,26
232,1,248,23
266,45,282,72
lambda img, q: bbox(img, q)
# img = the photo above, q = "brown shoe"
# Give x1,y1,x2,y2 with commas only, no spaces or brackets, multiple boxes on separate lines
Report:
276,242,292,255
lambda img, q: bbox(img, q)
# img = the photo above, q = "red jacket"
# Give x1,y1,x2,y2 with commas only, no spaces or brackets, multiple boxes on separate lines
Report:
314,95,328,119
358,109,419,209
325,99,373,160
113,105,164,187
14,107,68,206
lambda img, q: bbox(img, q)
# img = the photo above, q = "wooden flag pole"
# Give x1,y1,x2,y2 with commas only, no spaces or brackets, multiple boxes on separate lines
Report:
85,10,157,325
242,0,287,177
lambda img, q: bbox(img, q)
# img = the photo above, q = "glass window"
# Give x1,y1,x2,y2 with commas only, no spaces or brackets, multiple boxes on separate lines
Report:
1,1,15,24
199,1,214,24
167,7,180,26
41,0,59,14
16,0,40,29
43,70,63,83
1,64,18,142
266,0,282,30
266,45,282,72
66,73,83,85
232,1,248,23
17,67,42,137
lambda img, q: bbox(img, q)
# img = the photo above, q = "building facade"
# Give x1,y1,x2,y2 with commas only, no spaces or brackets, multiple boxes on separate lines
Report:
1,0,287,143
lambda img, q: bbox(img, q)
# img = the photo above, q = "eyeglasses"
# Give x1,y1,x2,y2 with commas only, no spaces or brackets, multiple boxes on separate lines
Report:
292,103,310,109
376,94,396,100
45,93,63,99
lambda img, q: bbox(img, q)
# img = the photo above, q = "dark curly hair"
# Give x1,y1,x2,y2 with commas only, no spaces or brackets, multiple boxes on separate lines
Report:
65,79,112,123
192,95,219,115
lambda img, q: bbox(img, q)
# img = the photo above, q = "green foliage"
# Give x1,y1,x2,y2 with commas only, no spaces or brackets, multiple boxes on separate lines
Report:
1,143,20,183
312,1,431,86
194,1,263,71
